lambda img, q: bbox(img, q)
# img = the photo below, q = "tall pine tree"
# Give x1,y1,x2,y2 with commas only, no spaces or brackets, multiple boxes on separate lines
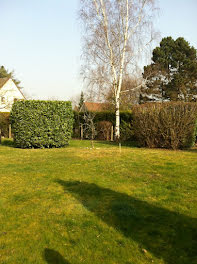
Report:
78,91,85,111
141,37,197,102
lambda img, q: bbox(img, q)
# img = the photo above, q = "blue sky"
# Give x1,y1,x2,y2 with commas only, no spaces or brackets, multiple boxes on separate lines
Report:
0,0,197,100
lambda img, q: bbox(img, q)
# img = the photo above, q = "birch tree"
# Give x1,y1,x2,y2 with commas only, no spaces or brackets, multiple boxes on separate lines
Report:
80,0,157,139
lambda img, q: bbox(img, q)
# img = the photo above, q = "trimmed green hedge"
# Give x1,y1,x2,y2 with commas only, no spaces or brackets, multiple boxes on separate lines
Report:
73,110,133,125
11,100,73,148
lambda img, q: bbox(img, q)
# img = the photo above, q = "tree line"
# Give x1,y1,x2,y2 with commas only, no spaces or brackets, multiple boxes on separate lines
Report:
78,0,197,140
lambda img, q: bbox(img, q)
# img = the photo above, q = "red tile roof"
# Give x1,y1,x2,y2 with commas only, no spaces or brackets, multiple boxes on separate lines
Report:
84,102,110,112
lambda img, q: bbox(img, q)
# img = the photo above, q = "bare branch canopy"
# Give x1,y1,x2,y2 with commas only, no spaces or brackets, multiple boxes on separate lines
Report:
80,0,158,139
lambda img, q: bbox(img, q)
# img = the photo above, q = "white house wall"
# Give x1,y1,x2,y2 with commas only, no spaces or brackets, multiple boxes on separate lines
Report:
0,79,25,112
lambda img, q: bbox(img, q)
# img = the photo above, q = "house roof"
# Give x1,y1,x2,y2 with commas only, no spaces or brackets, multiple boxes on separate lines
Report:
0,77,26,99
0,77,10,89
84,102,110,112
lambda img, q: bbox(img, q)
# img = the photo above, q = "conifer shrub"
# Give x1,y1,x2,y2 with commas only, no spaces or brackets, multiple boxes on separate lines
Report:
10,100,73,148
133,102,197,149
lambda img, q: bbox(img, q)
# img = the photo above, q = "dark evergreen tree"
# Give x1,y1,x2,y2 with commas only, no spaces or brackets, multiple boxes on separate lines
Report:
141,37,197,102
78,91,85,111
0,65,21,88
0,66,10,78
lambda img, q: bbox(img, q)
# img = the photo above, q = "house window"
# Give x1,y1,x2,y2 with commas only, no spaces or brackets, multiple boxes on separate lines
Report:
1,96,5,103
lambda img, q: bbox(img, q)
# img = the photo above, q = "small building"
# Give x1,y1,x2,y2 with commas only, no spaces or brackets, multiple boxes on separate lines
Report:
0,77,25,112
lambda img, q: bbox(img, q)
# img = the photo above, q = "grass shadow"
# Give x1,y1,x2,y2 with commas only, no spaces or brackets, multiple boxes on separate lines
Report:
56,180,197,264
44,249,70,264
96,140,139,148
182,148,197,153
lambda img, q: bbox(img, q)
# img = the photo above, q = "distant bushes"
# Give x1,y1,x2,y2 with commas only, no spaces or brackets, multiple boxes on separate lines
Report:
8,101,197,150
97,121,112,140
11,100,73,148
133,102,197,149
0,113,10,137
73,110,133,127
73,110,134,141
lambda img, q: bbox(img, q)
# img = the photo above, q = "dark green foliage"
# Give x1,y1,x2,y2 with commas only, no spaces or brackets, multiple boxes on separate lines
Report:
133,102,197,149
10,100,73,149
142,37,197,102
0,65,21,88
0,113,10,137
0,66,10,78
73,110,134,141
78,91,85,111
120,120,134,141
73,110,133,126
1,138,14,147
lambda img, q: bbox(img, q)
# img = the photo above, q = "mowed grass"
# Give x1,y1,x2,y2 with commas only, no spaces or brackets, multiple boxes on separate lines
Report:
0,140,197,264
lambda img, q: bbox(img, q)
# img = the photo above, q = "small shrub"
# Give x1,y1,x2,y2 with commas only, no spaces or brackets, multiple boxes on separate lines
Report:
0,113,9,137
97,121,112,140
10,100,73,148
82,111,96,140
133,102,197,149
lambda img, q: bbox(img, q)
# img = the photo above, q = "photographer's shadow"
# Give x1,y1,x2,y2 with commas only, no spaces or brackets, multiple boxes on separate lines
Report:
56,180,197,264
44,249,70,264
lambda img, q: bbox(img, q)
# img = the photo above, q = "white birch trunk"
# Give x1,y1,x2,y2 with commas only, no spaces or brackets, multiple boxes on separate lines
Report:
114,0,129,140
115,94,120,139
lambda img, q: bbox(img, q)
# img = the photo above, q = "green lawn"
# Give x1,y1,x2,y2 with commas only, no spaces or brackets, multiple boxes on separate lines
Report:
0,140,197,264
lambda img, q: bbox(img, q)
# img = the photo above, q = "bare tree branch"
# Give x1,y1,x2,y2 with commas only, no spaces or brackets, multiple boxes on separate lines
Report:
80,0,158,139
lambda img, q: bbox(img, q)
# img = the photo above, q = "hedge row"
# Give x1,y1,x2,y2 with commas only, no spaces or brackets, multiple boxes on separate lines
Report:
132,102,197,149
73,110,133,125
74,103,197,149
3,101,197,150
73,110,134,141
11,100,73,148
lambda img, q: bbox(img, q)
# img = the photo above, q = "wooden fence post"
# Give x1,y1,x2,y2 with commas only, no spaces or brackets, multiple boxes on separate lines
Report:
9,124,12,139
81,125,83,140
111,126,114,141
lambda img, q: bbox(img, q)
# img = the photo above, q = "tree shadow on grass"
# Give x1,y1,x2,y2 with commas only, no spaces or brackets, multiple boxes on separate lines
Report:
56,180,197,264
44,249,70,264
